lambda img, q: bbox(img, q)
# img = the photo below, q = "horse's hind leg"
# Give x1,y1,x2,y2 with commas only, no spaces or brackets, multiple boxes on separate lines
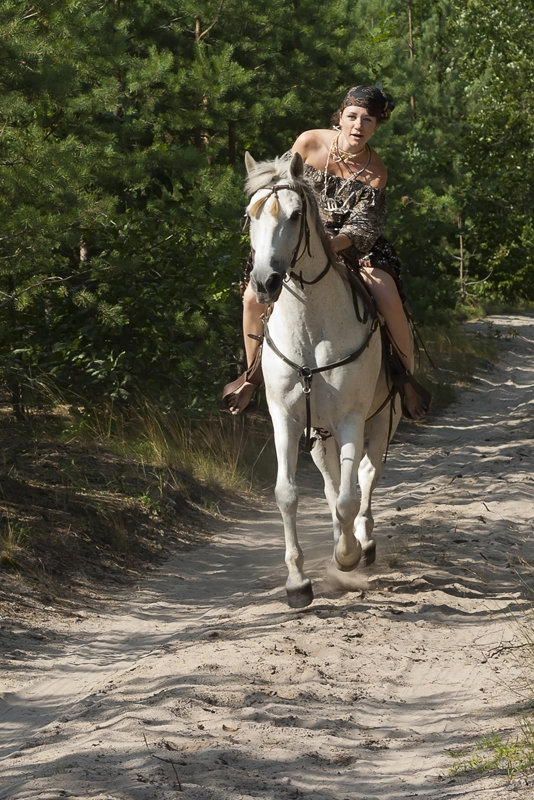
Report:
356,413,393,566
311,434,361,572
271,414,314,608
355,451,379,566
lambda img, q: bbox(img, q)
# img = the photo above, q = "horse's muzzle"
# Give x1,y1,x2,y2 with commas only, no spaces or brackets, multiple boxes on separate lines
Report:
252,272,283,304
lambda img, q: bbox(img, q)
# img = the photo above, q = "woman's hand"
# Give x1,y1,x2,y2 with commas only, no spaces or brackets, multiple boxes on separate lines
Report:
328,233,352,253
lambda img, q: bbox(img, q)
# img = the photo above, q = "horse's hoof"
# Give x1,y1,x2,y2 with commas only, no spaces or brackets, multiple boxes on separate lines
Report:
333,548,362,572
333,558,359,573
286,580,314,608
360,542,376,567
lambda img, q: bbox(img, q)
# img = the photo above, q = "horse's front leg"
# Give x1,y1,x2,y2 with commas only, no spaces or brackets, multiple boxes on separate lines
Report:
310,434,342,545
333,418,365,571
270,411,314,608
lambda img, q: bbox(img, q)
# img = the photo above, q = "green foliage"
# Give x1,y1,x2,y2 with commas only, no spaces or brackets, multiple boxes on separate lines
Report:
0,0,532,416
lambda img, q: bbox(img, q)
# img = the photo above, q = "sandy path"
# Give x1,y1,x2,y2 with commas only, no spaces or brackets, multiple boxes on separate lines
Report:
1,314,533,800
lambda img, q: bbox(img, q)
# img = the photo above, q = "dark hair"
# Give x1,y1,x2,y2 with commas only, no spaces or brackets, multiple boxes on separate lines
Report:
338,85,395,124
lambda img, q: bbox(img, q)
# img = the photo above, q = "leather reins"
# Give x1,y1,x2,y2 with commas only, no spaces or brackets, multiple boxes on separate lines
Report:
254,181,380,452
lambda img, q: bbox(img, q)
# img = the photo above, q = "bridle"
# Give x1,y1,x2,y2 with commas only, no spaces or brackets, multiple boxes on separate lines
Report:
248,182,331,285
249,180,379,452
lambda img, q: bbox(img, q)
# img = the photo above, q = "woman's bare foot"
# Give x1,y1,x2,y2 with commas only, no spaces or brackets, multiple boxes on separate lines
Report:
402,381,426,419
399,374,431,420
225,380,256,415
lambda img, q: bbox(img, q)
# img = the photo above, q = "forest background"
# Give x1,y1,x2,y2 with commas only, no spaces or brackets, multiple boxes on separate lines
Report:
1,0,533,420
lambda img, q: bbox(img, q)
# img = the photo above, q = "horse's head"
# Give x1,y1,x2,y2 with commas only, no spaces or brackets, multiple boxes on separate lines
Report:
244,151,307,304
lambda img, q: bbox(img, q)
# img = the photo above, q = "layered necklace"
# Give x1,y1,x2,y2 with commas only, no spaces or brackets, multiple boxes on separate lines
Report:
321,132,372,217
329,133,371,179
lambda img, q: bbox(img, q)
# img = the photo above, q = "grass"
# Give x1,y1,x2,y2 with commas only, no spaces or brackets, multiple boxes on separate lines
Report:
448,718,534,780
63,405,278,496
0,515,29,569
124,411,277,493
414,317,501,410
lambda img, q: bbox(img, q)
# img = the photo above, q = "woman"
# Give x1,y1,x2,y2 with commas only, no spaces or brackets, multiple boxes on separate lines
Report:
223,84,430,419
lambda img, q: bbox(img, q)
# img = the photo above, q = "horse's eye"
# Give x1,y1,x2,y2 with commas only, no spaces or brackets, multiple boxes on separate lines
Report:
290,209,302,222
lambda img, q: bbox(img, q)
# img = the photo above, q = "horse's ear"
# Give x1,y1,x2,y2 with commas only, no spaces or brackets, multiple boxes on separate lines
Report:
245,151,257,175
290,151,304,179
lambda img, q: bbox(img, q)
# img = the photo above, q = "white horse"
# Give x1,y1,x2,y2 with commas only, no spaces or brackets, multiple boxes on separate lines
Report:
245,151,401,608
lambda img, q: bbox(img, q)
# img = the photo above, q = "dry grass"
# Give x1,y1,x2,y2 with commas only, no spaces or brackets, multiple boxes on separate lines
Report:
414,319,500,410
0,404,264,616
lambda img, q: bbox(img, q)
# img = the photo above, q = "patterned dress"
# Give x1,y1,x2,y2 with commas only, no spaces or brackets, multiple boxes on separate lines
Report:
242,152,404,297
302,161,403,289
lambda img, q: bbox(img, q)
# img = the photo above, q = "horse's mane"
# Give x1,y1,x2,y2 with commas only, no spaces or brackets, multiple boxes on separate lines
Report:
245,156,342,273
244,156,293,197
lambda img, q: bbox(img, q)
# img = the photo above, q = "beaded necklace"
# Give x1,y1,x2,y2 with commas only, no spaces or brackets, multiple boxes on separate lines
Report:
322,133,372,201
331,133,371,177
331,137,366,162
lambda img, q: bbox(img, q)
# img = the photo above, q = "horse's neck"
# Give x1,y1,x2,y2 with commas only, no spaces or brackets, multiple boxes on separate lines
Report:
272,225,356,345
286,224,347,298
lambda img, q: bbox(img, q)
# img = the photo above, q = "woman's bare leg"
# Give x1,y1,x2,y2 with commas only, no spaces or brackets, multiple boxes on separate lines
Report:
225,283,265,415
243,282,265,367
360,266,427,419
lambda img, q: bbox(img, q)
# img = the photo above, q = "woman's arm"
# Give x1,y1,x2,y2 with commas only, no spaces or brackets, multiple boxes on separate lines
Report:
338,189,387,254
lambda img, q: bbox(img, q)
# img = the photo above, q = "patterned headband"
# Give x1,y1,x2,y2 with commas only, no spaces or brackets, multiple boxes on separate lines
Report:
341,85,395,122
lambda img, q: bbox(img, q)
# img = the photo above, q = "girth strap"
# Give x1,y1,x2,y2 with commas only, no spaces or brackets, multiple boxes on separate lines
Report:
263,316,379,452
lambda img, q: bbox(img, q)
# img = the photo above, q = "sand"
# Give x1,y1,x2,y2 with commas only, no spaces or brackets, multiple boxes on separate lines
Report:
1,313,534,800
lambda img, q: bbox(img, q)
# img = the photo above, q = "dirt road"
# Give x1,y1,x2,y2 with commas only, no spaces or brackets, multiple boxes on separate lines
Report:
1,314,533,800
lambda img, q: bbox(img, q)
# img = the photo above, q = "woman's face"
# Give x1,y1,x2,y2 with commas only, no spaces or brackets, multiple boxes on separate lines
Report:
338,105,378,151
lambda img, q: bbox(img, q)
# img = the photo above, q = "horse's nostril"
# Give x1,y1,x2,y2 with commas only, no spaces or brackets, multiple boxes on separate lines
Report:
266,273,283,294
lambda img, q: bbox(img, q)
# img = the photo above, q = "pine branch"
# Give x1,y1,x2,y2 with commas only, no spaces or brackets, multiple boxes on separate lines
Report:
0,267,111,309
